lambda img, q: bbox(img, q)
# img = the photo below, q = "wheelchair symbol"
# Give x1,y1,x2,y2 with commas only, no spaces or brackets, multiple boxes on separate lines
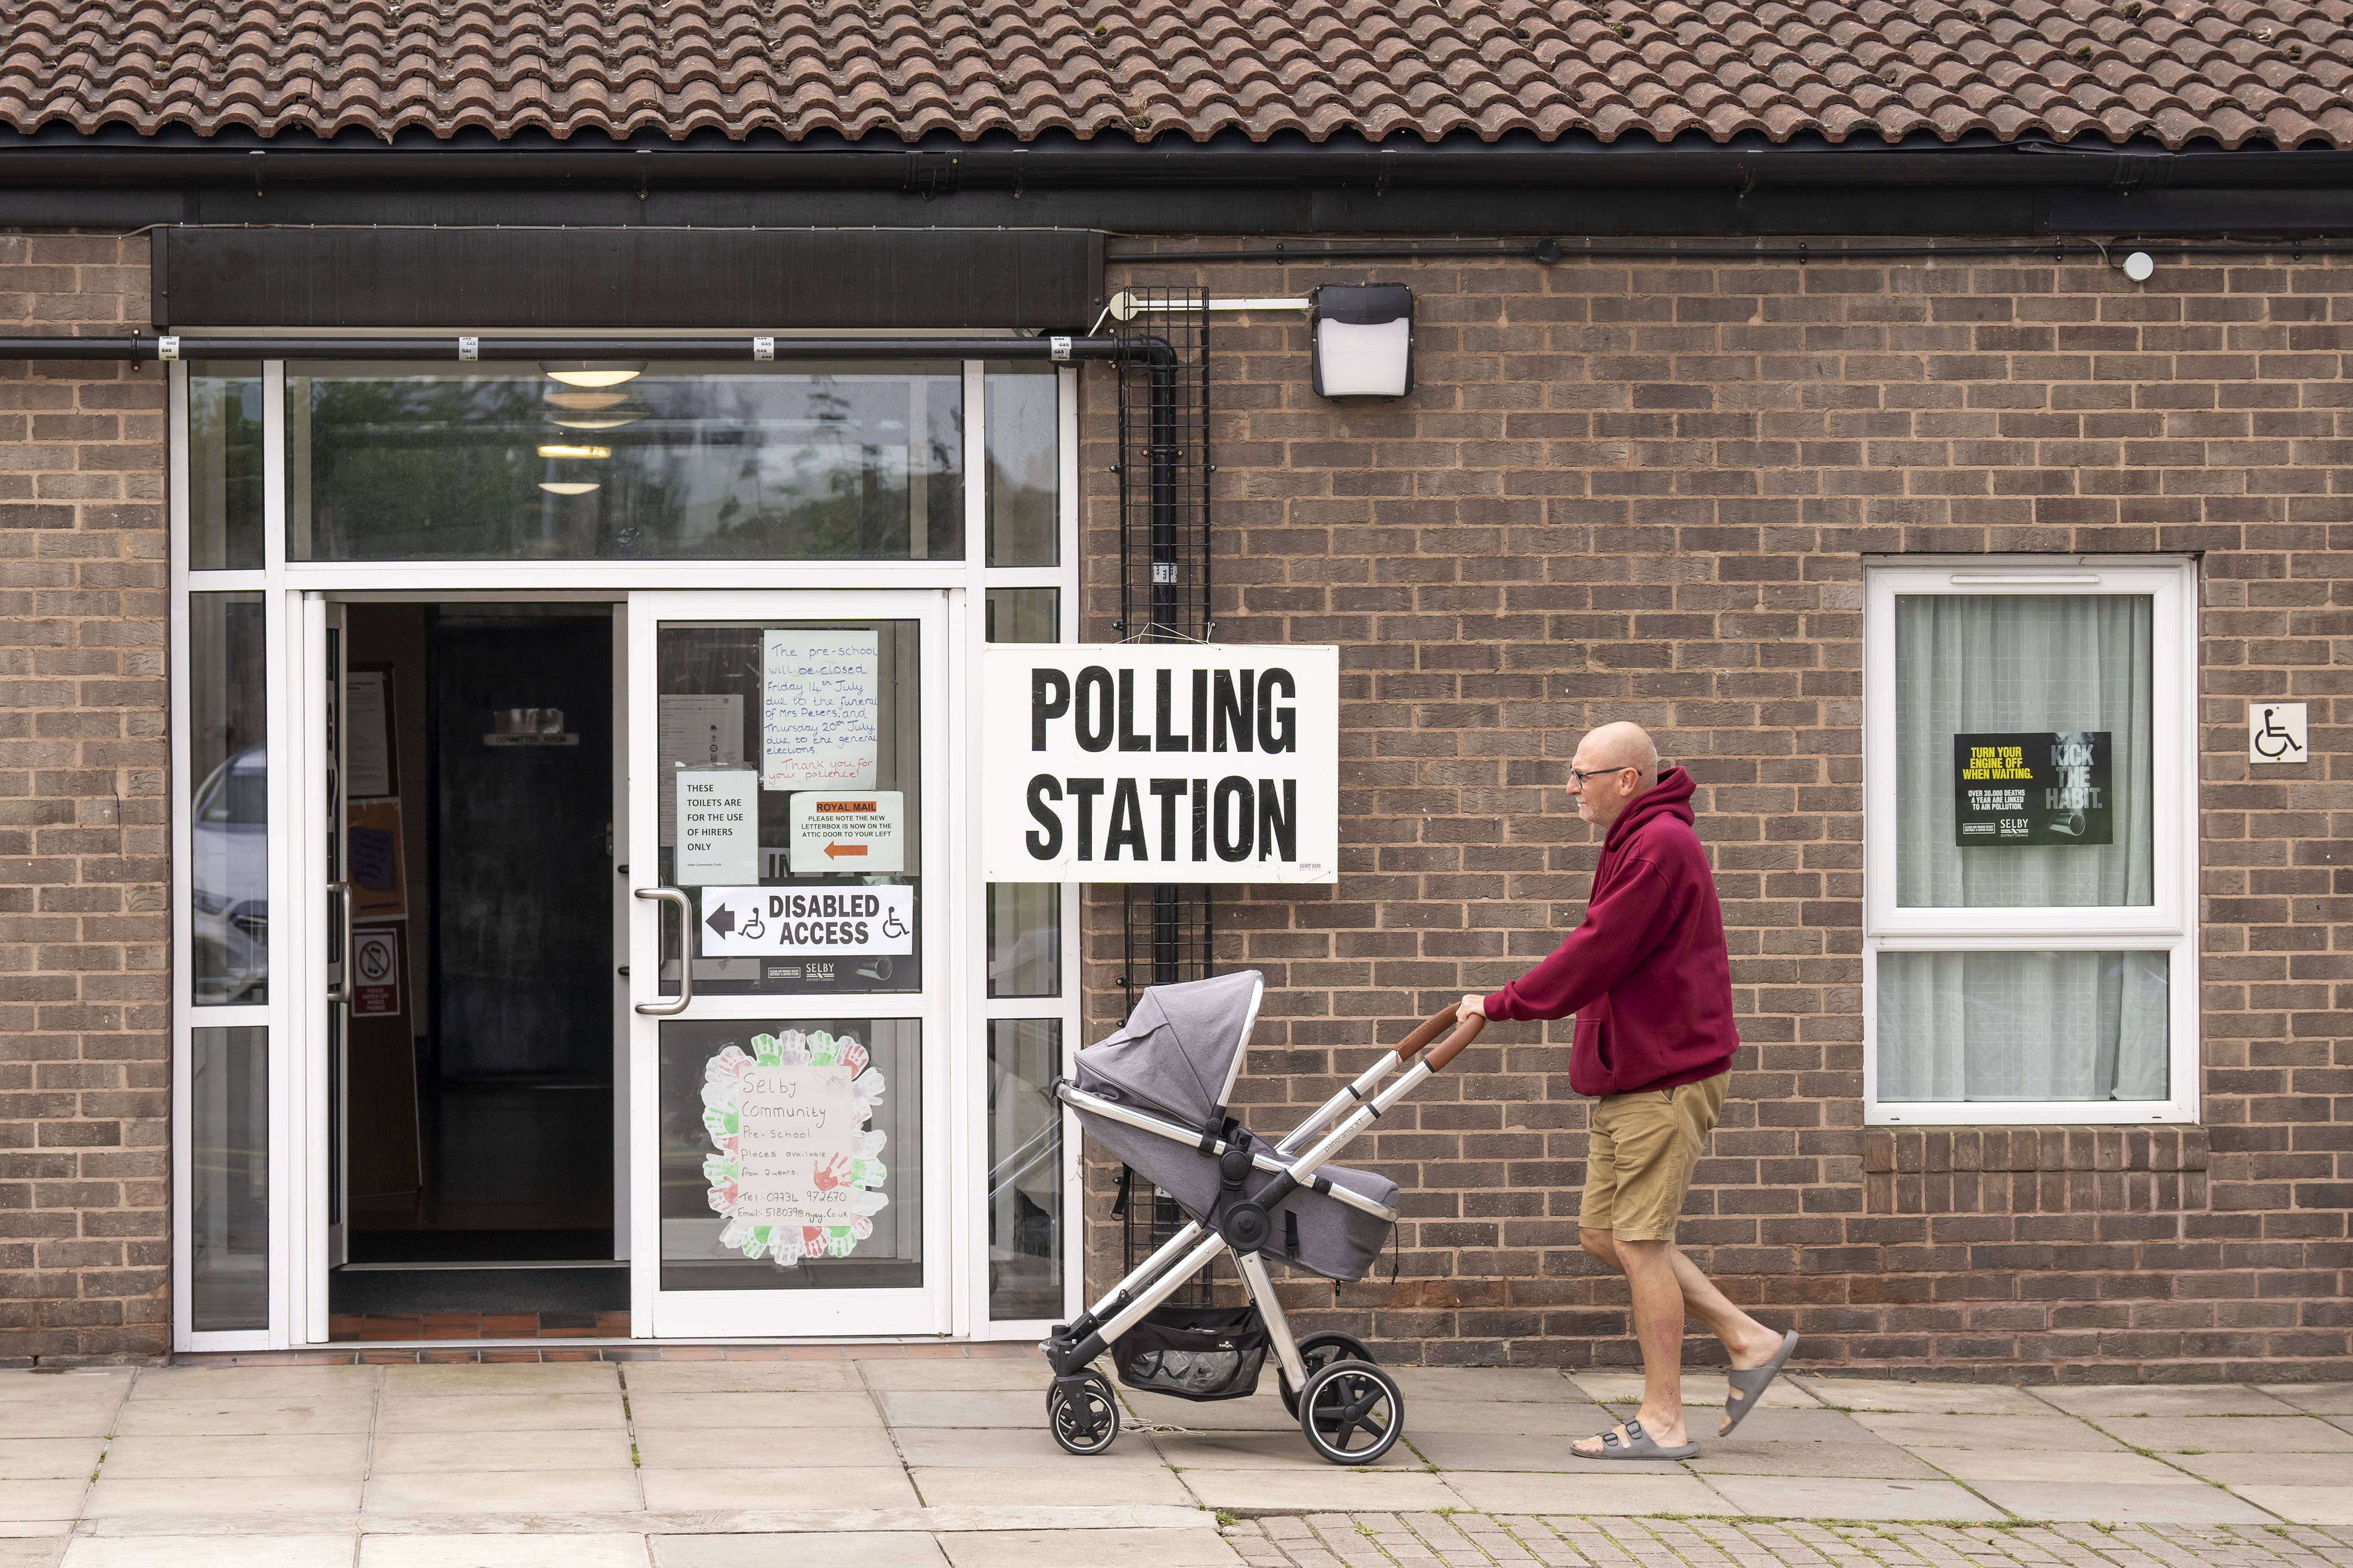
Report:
739,909,767,941
2253,706,2305,761
880,909,908,940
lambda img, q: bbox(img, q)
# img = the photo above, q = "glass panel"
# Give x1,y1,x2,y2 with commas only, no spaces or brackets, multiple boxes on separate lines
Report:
985,587,1059,644
659,1017,920,1291
987,884,1060,998
188,363,264,571
190,592,267,1005
987,1019,1063,1320
1877,950,2170,1102
1895,593,2154,908
985,364,1058,566
191,1025,268,1330
657,619,919,996
287,364,964,562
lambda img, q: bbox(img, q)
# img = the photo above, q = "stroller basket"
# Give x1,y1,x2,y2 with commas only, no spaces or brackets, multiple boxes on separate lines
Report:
1113,1304,1268,1402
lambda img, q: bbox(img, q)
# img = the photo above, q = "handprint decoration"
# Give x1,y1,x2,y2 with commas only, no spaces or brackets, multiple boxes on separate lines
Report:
700,1029,889,1267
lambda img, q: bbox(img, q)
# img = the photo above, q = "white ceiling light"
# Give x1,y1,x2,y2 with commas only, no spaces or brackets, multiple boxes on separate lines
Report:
1309,283,1415,400
536,443,612,460
549,409,645,431
541,361,645,388
544,388,632,410
537,481,600,496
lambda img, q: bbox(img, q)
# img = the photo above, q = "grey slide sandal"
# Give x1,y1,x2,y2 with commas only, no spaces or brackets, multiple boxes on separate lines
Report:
1719,1329,1800,1436
1574,1418,1699,1461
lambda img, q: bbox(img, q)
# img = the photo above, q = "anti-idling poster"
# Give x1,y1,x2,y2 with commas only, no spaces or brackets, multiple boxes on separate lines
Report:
1953,730,2112,846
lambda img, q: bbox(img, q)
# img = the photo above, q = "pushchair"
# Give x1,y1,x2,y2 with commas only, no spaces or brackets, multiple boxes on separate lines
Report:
1040,971,1484,1465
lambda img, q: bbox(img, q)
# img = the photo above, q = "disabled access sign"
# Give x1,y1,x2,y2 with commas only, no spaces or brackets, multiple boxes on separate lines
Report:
698,886,916,959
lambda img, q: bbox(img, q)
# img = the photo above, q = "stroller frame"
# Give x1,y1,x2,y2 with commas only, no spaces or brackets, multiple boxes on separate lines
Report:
1042,994,1486,1431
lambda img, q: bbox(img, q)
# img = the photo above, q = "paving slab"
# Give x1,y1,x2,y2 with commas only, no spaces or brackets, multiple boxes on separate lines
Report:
380,1363,620,1396
362,1469,644,1515
1700,1475,2006,1522
889,1429,1168,1470
1406,1433,1611,1472
98,1433,371,1480
1152,1432,1419,1472
620,1363,861,1394
0,1410,119,1441
1794,1379,2050,1416
82,1475,365,1518
1570,1372,1818,1411
0,1439,104,1479
938,1526,1240,1567
359,1533,652,1567
1407,1402,1613,1438
369,1430,637,1474
2263,1383,2353,1415
1688,1441,1944,1480
879,1392,1057,1430
908,1466,1196,1508
1847,1411,2119,1451
61,1534,356,1568
0,1373,132,1406
1386,1369,1583,1402
639,1426,904,1471
1175,1469,1462,1514
2226,1485,2353,1526
630,1392,885,1432
0,1542,60,1568
1118,1393,1295,1434
2035,1384,2298,1419
1439,1471,1730,1516
1971,1480,2277,1525
113,1397,374,1438
375,1394,628,1435
0,1479,88,1525
858,1361,1051,1392
2163,1451,2353,1486
1907,1446,2192,1485
652,1532,947,1567
639,1465,920,1511
2096,1414,2353,1454
1630,1407,1878,1445
129,1366,379,1401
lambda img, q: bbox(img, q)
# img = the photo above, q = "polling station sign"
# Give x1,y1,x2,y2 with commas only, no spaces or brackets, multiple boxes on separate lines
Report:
980,645,1338,884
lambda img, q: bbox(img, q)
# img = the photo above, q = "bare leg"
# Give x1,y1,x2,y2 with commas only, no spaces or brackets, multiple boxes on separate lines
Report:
1580,1227,1785,1436
1617,1239,1689,1446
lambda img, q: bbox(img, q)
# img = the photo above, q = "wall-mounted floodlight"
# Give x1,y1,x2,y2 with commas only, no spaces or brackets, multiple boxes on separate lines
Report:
1310,284,1415,400
2120,251,2155,283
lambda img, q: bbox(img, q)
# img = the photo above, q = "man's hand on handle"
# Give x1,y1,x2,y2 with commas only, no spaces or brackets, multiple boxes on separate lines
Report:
1458,993,1489,1023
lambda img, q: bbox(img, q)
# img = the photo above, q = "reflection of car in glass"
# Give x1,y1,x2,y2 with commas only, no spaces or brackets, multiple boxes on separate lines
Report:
192,744,267,1005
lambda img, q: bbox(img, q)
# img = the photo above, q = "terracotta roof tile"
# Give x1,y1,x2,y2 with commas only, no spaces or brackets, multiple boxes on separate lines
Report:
5,0,2352,147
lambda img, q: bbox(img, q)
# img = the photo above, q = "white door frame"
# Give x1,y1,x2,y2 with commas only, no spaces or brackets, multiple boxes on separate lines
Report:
627,587,958,1340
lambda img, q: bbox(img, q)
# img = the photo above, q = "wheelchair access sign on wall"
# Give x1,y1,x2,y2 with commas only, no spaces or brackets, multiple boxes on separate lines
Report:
697,886,916,958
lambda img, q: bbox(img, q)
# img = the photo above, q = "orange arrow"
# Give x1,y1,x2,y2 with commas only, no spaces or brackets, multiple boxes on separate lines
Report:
824,842,869,859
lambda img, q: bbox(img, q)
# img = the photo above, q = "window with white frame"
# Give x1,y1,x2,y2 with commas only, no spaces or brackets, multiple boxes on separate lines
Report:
1863,559,2199,1125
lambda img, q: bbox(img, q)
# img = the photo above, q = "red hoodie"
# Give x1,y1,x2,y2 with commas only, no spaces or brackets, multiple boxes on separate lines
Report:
1483,766,1739,1097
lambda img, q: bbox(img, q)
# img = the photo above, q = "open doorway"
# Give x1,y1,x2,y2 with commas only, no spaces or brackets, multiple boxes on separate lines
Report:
332,602,623,1335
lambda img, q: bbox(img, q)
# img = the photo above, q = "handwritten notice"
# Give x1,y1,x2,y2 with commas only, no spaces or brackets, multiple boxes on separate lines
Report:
732,1063,860,1229
762,631,879,791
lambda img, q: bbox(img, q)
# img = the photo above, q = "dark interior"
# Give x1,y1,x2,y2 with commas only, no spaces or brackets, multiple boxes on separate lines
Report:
333,602,624,1318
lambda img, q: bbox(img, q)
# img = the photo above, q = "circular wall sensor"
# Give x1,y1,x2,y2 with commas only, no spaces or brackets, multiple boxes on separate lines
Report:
2121,251,2156,282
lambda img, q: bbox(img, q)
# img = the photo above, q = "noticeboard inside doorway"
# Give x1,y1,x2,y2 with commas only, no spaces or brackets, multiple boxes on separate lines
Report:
1953,731,2111,846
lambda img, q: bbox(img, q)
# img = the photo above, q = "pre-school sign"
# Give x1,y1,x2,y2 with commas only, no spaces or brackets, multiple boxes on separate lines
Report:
980,645,1339,884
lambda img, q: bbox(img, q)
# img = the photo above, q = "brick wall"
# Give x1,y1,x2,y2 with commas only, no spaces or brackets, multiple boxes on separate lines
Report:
1079,245,2352,1382
0,235,169,1364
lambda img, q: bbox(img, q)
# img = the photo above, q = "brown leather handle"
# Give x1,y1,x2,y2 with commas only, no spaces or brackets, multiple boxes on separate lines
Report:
1394,1003,1486,1073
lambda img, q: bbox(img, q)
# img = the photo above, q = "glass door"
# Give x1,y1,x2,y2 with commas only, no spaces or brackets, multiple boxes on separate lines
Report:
627,590,950,1338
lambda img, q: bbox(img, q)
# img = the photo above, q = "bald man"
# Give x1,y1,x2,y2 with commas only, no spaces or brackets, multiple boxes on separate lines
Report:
1460,722,1795,1460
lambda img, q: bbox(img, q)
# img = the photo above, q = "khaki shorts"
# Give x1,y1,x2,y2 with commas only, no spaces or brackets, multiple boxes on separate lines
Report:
1579,1072,1728,1243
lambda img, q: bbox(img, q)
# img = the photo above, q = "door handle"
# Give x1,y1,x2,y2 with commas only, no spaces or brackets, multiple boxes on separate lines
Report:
634,886,693,1016
324,881,354,1005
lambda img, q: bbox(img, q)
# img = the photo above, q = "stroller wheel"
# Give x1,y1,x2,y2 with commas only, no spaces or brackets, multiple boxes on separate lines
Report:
1296,1358,1403,1466
1278,1332,1374,1417
1047,1370,1121,1456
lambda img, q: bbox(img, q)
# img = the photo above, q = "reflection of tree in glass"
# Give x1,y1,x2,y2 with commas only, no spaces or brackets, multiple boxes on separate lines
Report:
303,370,967,562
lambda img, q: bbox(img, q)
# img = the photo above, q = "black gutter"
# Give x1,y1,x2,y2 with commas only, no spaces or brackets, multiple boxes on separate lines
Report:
1109,238,2353,264
0,334,1128,363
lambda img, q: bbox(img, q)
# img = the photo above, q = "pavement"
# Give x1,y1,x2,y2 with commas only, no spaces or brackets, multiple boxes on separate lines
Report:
0,1355,2347,1566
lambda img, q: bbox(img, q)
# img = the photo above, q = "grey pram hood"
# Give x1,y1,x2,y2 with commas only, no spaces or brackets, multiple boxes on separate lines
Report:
1073,970,1400,1283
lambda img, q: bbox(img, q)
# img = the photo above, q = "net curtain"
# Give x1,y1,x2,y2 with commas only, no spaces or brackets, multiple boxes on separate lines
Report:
1881,594,2167,1103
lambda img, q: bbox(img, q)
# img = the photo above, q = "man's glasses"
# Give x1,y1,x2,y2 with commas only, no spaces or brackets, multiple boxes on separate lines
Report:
1567,765,1636,784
